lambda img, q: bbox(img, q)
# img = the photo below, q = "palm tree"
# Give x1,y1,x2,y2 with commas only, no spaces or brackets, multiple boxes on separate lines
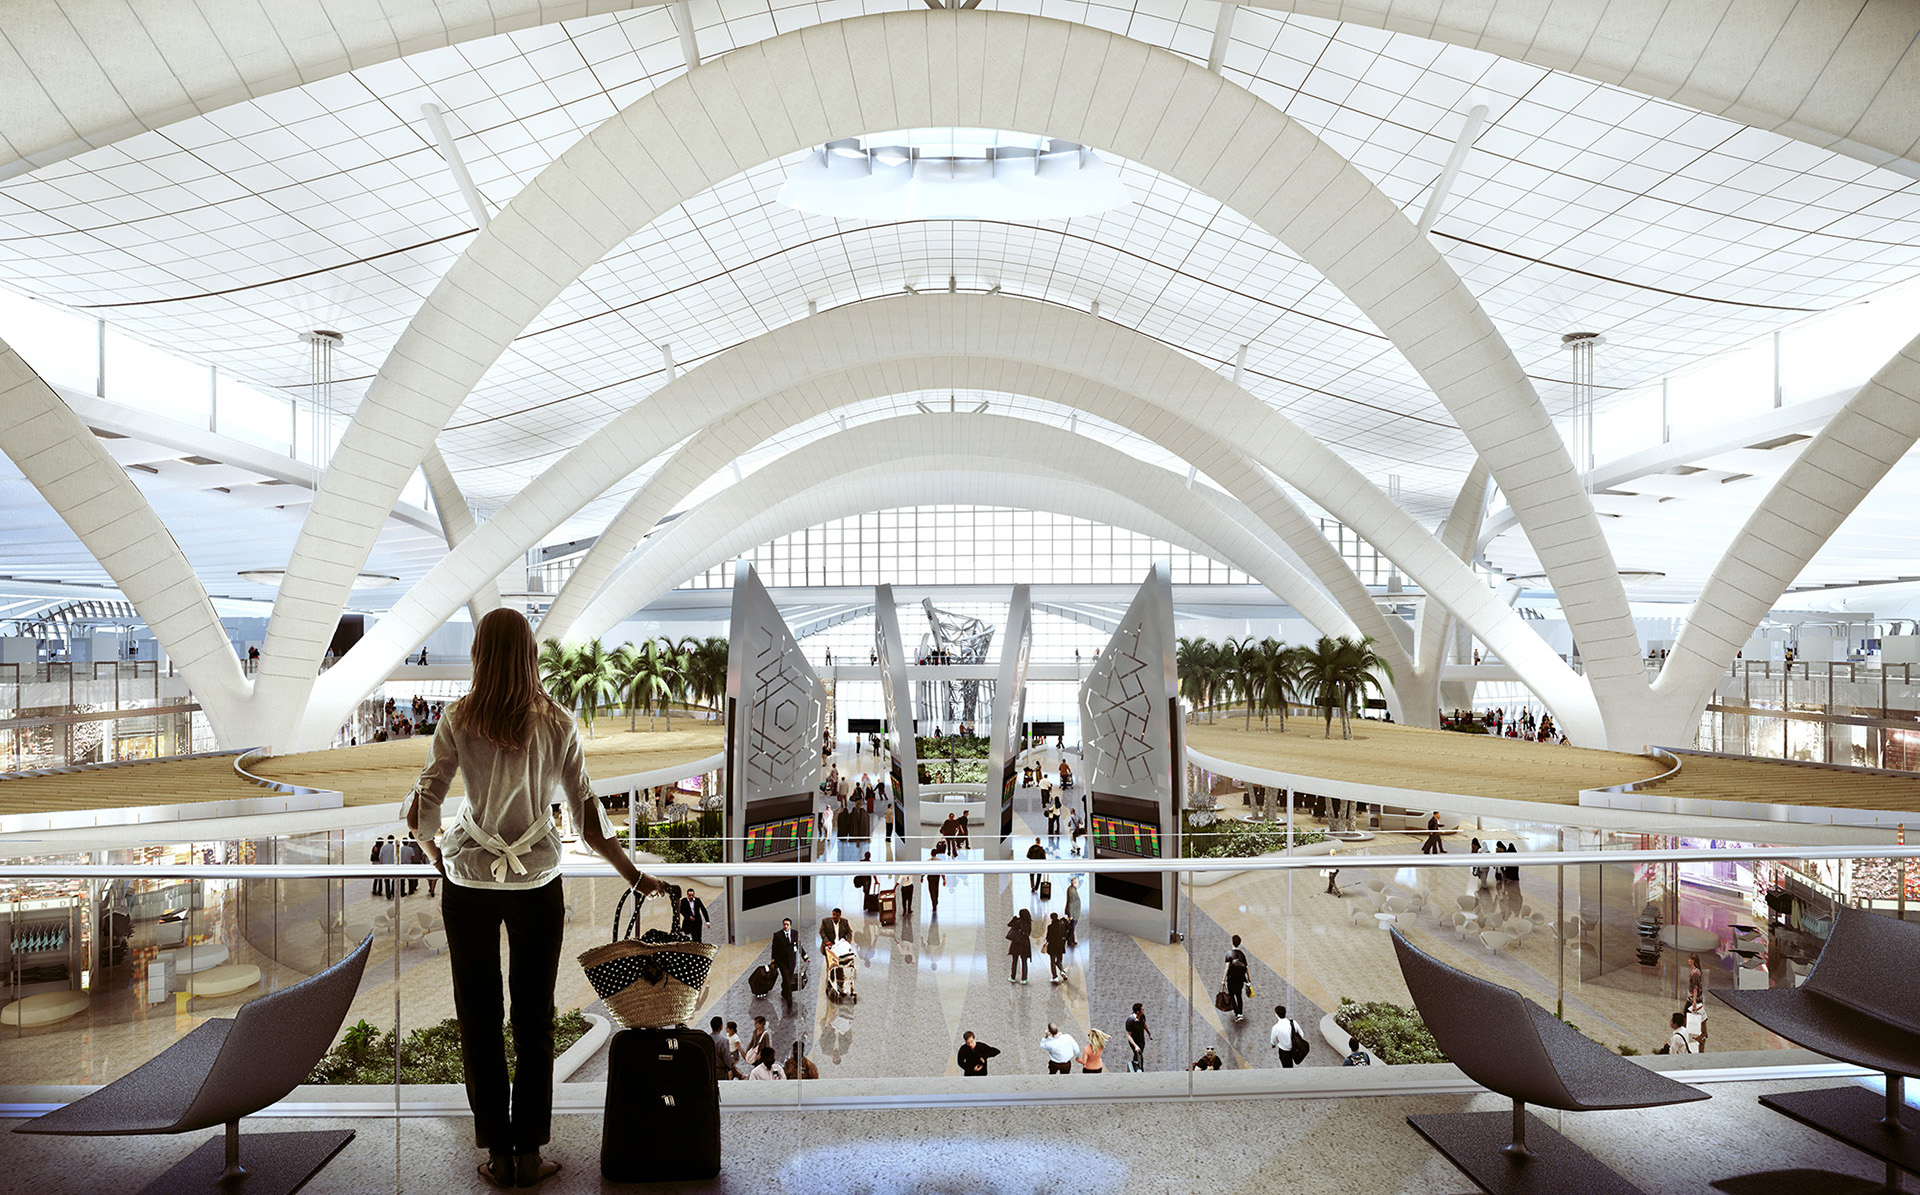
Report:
1247,637,1294,732
1300,634,1396,739
539,638,578,711
1301,635,1347,739
1176,636,1210,722
1333,635,1395,740
1272,643,1307,733
1231,636,1265,731
682,636,729,715
620,638,682,731
563,638,624,738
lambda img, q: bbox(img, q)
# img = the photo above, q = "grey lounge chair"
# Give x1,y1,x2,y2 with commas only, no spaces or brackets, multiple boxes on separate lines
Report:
1390,929,1707,1194
16,934,373,1195
1712,907,1920,1191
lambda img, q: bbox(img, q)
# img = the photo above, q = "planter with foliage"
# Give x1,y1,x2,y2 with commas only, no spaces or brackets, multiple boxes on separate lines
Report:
918,759,989,784
1331,997,1448,1065
309,1009,592,1085
915,734,988,759
620,807,723,865
1180,813,1327,859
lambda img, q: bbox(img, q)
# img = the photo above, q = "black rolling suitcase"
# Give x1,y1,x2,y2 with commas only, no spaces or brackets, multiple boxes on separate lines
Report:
602,1027,722,1182
748,962,777,997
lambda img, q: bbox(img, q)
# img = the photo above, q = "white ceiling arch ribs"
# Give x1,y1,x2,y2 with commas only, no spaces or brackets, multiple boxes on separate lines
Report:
6,0,1917,186
297,294,1601,753
1243,0,1920,181
587,416,1350,625
268,9,1624,750
419,442,500,624
0,336,250,737
533,347,1402,666
1615,327,1920,750
562,388,1369,650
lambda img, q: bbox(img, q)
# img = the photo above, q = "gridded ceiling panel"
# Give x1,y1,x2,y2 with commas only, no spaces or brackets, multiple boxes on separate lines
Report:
0,0,1913,570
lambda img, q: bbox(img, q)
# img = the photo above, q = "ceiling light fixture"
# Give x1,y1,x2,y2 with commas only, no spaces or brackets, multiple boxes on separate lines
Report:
780,128,1132,221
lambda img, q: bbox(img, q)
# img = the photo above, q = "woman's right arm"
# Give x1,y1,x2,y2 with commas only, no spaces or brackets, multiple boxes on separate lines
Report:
404,715,461,866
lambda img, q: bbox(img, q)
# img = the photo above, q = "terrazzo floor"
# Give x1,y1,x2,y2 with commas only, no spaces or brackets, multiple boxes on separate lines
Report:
2,1076,1906,1194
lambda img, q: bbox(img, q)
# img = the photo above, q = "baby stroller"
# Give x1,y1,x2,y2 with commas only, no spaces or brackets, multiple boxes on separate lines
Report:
824,939,858,1003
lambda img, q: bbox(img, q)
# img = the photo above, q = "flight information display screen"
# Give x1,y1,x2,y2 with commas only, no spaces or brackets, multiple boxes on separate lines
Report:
1091,814,1162,859
744,815,815,860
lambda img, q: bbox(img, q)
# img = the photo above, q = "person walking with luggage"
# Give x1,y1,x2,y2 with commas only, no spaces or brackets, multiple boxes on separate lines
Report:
678,888,711,943
1027,838,1047,894
897,872,915,923
1045,912,1070,983
1041,1024,1079,1075
707,1017,734,1081
1007,909,1032,984
772,918,801,999
1064,878,1081,947
1270,1005,1306,1069
1124,1004,1152,1071
404,607,660,1191
1224,935,1250,1022
957,1031,1000,1076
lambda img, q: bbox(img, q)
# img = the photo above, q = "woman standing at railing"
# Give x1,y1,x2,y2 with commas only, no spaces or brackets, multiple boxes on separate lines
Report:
404,607,662,1191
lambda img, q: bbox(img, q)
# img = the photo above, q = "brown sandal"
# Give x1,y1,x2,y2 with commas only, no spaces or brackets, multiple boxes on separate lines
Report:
477,1156,515,1190
514,1155,562,1187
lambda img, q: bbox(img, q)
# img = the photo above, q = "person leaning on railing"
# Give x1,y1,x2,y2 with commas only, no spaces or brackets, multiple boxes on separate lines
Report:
403,607,662,1192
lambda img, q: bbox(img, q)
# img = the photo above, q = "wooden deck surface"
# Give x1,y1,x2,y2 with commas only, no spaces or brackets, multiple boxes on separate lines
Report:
1184,719,1664,806
0,722,723,814
1644,752,1920,813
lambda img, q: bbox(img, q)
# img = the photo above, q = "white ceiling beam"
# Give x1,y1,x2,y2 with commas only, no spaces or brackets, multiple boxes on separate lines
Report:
1207,2,1238,74
419,103,491,229
1417,103,1488,236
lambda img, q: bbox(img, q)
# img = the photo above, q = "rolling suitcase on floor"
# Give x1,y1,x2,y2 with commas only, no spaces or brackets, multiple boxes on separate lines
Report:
1039,879,1053,901
748,963,777,997
602,1027,722,1182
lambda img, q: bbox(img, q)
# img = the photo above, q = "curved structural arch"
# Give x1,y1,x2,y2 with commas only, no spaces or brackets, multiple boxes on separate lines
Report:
7,1,1915,184
0,337,251,736
273,8,1629,752
536,355,1400,665
305,295,1601,749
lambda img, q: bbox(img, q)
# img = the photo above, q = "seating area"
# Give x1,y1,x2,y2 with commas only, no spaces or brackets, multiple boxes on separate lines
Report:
15,934,373,1195
1713,907,1920,1191
1391,929,1711,1194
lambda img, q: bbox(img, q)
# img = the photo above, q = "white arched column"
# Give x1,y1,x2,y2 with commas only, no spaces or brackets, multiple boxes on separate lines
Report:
534,350,1403,667
268,9,1630,751
307,414,1378,744
575,415,1351,636
305,297,1601,750
1598,328,1920,750
0,338,250,737
420,443,500,623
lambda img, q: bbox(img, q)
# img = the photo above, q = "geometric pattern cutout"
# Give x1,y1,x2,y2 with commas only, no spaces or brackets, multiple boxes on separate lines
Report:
744,621,821,792
1083,623,1158,787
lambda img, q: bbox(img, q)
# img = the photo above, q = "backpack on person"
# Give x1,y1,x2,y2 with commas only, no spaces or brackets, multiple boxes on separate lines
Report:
1286,1020,1310,1065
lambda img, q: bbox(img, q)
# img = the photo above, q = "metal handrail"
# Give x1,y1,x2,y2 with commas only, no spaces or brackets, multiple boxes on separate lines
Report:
2,841,1914,881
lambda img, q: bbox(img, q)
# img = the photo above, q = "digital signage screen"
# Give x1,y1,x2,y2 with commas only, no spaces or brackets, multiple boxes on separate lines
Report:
1091,814,1162,859
744,814,815,860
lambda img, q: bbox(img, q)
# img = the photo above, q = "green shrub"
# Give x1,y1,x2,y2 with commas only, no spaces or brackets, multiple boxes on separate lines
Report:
309,1009,592,1085
1333,997,1448,1065
620,808,722,864
1179,813,1327,859
916,734,989,759
918,760,989,784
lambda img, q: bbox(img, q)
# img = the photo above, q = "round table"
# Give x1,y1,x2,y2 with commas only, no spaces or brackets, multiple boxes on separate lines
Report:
1,990,88,1027
184,964,261,998
1657,925,1721,953
159,944,229,975
1373,912,1398,930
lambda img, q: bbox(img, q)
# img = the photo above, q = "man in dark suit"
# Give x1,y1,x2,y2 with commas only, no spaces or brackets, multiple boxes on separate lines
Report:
819,907,852,965
772,917,801,999
678,889,711,942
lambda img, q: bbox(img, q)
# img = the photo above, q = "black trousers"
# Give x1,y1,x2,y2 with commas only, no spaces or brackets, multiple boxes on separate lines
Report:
1010,952,1028,980
1228,984,1244,1017
442,876,564,1153
1047,1060,1072,1074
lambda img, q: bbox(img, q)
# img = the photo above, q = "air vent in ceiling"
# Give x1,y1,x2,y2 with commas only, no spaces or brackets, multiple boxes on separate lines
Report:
1720,472,1753,484
181,455,219,465
1666,465,1706,475
127,463,158,474
1748,433,1812,451
91,428,126,439
1596,488,1639,497
256,479,292,486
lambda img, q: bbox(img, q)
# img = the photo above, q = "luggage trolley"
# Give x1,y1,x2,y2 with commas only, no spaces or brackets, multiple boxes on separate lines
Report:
825,939,858,1003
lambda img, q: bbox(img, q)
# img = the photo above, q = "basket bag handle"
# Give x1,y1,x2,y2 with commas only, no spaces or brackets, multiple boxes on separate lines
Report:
609,881,684,943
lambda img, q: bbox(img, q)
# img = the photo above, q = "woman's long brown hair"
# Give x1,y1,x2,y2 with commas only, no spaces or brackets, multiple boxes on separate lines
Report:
461,608,563,750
